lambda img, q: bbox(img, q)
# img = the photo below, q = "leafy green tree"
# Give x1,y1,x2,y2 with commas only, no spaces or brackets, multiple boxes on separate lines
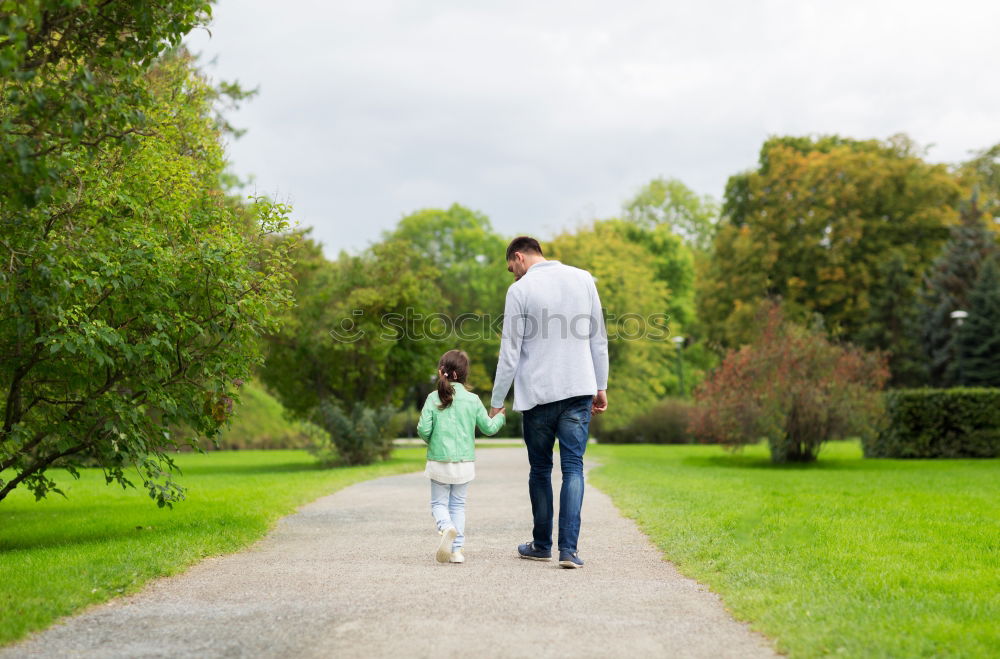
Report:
956,143,1000,237
1,44,296,505
918,199,999,386
623,177,720,252
261,233,447,427
621,178,722,376
953,256,1000,386
549,220,676,428
610,221,696,328
701,135,962,348
0,0,212,209
383,204,508,391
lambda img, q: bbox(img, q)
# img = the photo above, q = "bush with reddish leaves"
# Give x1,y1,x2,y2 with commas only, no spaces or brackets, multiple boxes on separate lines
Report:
689,301,890,463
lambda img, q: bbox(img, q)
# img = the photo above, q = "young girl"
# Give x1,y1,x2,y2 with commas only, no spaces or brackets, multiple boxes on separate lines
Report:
417,349,505,563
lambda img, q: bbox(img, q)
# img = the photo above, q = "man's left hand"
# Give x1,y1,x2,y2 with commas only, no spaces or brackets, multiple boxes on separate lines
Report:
489,407,504,418
592,390,608,415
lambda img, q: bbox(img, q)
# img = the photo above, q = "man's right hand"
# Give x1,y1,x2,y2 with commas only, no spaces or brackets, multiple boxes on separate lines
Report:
489,406,505,418
592,390,608,415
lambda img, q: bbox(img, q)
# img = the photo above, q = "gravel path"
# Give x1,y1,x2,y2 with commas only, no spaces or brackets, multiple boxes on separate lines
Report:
5,448,777,658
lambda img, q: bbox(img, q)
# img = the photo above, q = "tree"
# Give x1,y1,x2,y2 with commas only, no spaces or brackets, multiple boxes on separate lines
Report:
689,301,889,463
1,44,296,505
953,256,1000,386
382,204,508,391
856,251,927,387
956,143,1000,237
700,135,963,348
600,220,696,331
622,177,720,252
260,233,448,465
261,234,447,420
548,220,677,428
918,197,999,386
0,1,212,209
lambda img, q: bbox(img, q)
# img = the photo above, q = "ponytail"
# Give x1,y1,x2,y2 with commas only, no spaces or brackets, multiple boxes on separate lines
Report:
436,349,470,410
437,374,455,410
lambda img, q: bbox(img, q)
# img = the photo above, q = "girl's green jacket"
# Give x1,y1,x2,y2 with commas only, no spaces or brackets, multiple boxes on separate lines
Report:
417,383,506,461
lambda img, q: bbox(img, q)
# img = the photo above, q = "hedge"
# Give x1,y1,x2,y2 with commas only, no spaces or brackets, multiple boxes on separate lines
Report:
595,397,695,444
864,388,1000,458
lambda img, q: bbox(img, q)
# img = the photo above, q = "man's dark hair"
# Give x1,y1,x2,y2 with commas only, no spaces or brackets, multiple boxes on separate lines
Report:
506,236,543,262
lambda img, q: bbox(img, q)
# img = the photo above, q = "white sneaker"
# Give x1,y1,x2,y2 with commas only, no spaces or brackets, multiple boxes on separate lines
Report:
449,549,465,564
436,526,457,563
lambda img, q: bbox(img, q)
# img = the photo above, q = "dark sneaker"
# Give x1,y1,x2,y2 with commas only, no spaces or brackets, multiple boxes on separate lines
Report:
559,550,584,569
517,541,552,561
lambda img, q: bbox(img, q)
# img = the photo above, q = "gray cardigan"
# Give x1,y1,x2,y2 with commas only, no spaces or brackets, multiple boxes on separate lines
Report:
490,260,609,411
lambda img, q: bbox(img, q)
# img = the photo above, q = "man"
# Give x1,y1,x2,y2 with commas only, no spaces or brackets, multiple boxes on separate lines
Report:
490,236,609,569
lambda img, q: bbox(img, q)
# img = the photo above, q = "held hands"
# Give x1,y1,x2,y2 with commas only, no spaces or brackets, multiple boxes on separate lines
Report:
489,406,505,418
592,390,608,415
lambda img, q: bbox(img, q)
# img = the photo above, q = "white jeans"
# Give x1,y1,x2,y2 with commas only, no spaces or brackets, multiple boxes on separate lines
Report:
430,479,469,550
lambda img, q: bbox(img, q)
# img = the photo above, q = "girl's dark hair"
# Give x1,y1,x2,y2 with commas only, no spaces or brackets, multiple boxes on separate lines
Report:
436,349,469,410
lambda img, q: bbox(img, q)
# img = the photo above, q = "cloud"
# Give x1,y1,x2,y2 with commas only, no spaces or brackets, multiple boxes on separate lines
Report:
186,0,1000,258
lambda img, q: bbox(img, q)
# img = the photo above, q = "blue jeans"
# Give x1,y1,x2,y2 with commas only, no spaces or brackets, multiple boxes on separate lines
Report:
430,480,469,550
522,394,592,553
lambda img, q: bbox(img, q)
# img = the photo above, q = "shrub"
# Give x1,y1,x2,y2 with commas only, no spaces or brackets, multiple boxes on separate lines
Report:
864,388,1000,458
309,400,400,466
689,301,890,463
596,398,695,444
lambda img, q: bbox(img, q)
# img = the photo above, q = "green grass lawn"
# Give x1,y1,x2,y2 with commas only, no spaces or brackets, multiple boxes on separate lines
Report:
0,449,423,646
588,441,1000,658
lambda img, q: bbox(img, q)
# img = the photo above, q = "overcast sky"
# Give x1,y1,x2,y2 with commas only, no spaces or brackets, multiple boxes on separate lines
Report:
185,0,1000,259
